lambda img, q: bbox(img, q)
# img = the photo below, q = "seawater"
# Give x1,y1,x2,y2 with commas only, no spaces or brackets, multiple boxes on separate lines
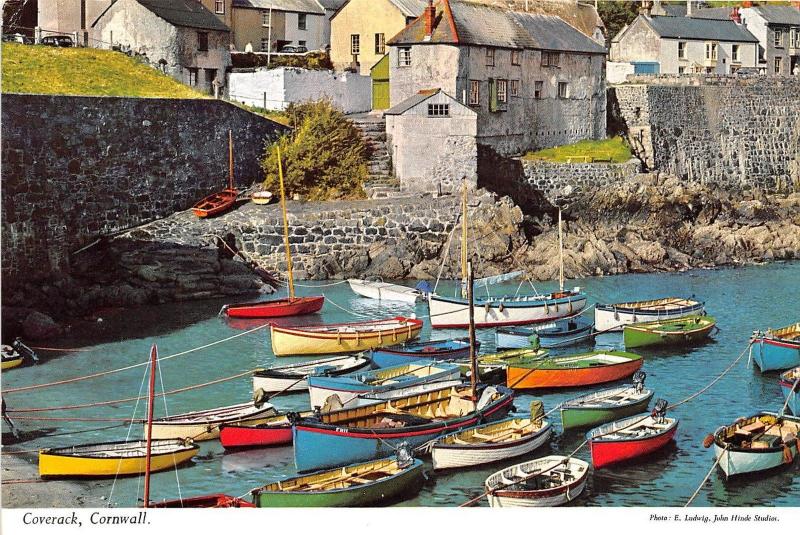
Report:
3,262,800,507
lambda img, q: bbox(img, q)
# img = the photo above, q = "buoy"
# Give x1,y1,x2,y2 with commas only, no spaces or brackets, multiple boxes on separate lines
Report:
702,434,715,448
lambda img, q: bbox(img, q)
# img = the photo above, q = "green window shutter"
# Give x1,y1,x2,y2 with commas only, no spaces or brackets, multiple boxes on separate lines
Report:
489,78,497,112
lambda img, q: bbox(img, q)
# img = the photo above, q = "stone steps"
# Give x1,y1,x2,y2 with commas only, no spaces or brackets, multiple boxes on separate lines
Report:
349,113,401,199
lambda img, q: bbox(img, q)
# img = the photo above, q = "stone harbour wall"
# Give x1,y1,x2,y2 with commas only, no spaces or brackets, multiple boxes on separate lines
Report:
1,94,287,282
517,158,641,202
611,75,800,192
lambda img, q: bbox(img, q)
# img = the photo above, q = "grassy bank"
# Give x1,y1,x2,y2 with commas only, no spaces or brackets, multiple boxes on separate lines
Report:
523,136,632,164
1,43,203,98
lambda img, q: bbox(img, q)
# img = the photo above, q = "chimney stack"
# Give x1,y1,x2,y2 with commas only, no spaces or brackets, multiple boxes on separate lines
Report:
742,0,753,7
730,6,741,24
792,0,800,10
424,0,435,37
639,0,653,16
686,0,693,17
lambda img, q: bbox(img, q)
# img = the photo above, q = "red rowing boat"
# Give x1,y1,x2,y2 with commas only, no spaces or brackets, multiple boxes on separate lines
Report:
220,423,293,450
150,494,255,508
587,404,678,469
192,130,239,218
222,295,324,319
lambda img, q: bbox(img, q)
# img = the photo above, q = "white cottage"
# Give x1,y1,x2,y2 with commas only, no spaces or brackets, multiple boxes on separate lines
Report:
385,89,477,193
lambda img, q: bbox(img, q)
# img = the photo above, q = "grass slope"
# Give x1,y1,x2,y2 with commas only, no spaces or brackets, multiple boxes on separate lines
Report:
523,136,633,164
1,43,204,98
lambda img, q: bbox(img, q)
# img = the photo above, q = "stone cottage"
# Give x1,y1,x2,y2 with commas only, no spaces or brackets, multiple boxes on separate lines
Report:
385,89,477,192
610,3,759,75
230,0,329,53
739,4,800,76
92,0,231,93
37,0,112,45
387,0,607,157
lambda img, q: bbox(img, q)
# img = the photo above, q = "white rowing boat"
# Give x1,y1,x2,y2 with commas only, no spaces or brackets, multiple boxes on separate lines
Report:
347,279,422,304
485,455,589,507
147,402,279,441
252,355,372,395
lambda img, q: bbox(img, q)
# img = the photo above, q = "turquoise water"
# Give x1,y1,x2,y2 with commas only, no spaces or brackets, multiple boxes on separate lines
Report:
3,262,800,507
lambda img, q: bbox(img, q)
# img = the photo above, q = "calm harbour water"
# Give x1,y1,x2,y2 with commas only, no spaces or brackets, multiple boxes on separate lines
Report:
3,262,800,507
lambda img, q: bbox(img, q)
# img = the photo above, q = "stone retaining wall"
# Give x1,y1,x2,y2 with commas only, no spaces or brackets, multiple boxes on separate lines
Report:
517,158,642,202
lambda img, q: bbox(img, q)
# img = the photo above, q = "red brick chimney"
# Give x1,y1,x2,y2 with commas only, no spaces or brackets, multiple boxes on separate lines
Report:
730,6,741,23
424,0,436,37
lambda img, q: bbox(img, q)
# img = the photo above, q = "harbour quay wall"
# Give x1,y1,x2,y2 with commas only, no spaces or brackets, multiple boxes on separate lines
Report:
610,75,800,192
0,94,287,282
516,158,642,203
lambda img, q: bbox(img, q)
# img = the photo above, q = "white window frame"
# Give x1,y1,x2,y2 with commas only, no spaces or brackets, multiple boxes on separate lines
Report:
375,33,385,55
534,80,543,99
351,34,360,55
427,103,450,117
214,0,225,14
485,47,495,67
469,80,480,106
705,42,718,60
511,49,521,65
774,29,783,48
261,10,270,27
298,13,307,31
678,41,687,59
398,47,411,67
509,79,520,97
775,56,782,74
497,79,508,104
732,44,740,62
557,81,568,99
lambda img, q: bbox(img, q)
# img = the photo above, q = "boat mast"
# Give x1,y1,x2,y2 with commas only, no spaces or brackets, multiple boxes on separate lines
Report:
467,260,478,402
277,145,295,300
228,129,234,191
461,180,468,298
558,207,564,292
143,344,157,509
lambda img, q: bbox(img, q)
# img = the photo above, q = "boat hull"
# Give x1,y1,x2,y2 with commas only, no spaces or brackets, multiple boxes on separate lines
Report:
496,327,545,349
224,296,324,319
560,393,653,431
595,300,705,332
753,338,800,373
220,424,293,449
148,404,278,441
370,339,472,368
1,356,23,370
252,355,372,395
348,279,420,304
252,459,425,507
588,421,678,469
506,352,644,390
431,421,552,471
270,317,423,357
714,442,797,478
780,369,799,416
428,293,587,329
486,456,589,507
151,494,256,508
192,189,238,218
39,441,198,478
623,316,715,349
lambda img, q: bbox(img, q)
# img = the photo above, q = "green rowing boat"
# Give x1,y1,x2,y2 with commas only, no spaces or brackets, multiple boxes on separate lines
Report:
560,372,653,430
623,315,716,349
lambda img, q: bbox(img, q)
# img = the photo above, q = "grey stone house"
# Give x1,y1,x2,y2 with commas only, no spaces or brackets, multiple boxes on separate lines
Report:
92,0,232,93
739,5,800,76
387,0,607,157
610,4,759,75
385,89,477,192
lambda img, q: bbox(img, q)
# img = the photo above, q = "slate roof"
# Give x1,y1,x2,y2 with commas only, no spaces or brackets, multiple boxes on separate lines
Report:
316,0,346,10
94,0,230,31
232,0,325,14
385,88,441,115
644,14,758,43
751,5,800,25
389,0,605,54
389,0,427,17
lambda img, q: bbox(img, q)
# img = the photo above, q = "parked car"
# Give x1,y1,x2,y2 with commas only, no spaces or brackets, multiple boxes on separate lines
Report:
2,33,33,44
279,45,297,53
41,35,74,47
294,46,308,54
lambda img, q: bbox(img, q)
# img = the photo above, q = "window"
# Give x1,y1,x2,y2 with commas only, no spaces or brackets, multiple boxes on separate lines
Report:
351,34,360,55
497,79,508,103
678,41,687,59
260,38,269,51
375,33,385,55
678,66,686,74
485,48,495,66
298,14,307,30
262,11,270,27
215,0,224,14
398,47,411,67
534,80,543,99
510,79,520,97
705,42,717,60
469,80,480,106
197,32,208,52
732,44,740,62
758,46,766,63
188,68,198,86
775,57,782,74
791,28,799,48
774,29,783,48
558,81,568,99
511,49,521,65
427,103,449,117
542,51,560,67
298,40,306,47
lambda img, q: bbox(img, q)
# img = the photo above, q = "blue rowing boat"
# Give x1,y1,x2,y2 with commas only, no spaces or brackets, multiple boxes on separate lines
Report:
292,384,514,472
752,323,800,372
780,367,799,416
370,338,475,368
496,316,593,349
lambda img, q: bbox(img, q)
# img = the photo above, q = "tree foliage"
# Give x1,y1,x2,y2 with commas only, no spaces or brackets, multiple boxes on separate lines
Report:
597,1,639,40
262,101,368,201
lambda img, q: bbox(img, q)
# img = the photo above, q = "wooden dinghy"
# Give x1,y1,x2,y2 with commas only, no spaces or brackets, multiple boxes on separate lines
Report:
147,401,279,441
252,354,372,395
595,297,705,332
560,372,653,431
192,130,239,218
431,402,552,470
348,279,422,304
484,455,589,507
780,367,800,416
293,384,514,472
220,422,293,450
623,315,716,349
222,296,325,319
151,494,255,508
39,439,198,478
587,400,678,469
251,451,425,507
251,190,273,205
709,412,800,478
752,322,800,372
370,338,473,368
455,347,550,384
270,316,423,357
307,359,462,409
1,344,24,370
536,316,594,349
506,350,644,390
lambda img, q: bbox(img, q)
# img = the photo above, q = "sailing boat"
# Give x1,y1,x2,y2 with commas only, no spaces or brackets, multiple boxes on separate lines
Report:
222,145,324,318
192,130,239,218
428,185,586,328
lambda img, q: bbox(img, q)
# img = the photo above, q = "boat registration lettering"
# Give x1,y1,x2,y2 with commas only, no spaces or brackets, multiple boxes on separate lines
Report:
336,427,349,433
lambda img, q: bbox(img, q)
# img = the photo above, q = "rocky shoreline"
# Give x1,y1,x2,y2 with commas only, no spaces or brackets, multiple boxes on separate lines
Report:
2,175,798,340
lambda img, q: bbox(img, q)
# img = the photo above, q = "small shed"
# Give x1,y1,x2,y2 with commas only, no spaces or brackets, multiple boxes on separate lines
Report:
385,89,477,193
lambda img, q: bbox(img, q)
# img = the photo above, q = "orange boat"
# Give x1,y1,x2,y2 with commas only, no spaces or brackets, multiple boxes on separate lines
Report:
506,350,643,390
193,130,239,218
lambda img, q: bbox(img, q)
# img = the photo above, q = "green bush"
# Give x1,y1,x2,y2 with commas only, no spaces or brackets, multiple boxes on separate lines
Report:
232,51,333,70
262,101,367,201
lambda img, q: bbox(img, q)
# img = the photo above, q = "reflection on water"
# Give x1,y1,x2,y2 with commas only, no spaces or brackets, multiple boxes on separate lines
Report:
2,262,800,507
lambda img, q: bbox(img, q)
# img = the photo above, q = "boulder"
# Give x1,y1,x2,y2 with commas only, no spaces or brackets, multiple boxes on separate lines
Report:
22,311,63,340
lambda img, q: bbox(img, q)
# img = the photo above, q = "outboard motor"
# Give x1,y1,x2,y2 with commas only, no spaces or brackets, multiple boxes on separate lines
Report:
395,442,414,469
529,400,544,424
415,281,433,297
13,338,38,363
632,370,646,393
651,398,668,424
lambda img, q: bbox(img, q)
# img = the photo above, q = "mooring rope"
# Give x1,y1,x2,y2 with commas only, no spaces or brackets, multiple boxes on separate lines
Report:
668,341,752,410
684,445,728,507
2,323,270,395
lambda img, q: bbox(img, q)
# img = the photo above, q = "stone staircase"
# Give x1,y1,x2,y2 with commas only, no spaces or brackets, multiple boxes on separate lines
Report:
349,113,403,199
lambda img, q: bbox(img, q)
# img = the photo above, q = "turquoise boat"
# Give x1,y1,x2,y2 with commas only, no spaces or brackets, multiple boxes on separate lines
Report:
752,323,800,372
780,367,800,416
